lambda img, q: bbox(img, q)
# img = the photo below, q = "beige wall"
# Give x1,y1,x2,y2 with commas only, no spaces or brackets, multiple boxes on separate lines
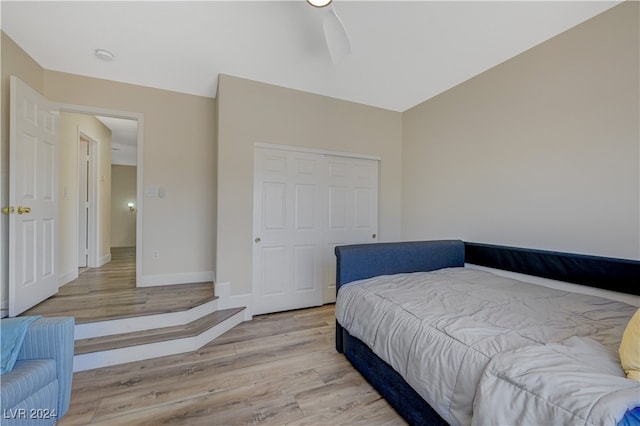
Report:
1,32,46,312
44,71,217,285
216,74,403,295
402,2,640,260
59,112,112,281
111,165,137,248
2,31,217,292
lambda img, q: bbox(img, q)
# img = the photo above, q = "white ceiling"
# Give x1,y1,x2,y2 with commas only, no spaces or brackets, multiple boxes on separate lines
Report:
95,115,138,166
1,0,621,114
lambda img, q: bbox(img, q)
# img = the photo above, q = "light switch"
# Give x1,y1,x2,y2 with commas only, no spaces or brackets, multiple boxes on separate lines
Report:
145,186,159,197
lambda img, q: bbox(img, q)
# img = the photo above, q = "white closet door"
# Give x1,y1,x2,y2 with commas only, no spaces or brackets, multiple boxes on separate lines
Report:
252,148,326,315
253,146,379,314
323,155,379,303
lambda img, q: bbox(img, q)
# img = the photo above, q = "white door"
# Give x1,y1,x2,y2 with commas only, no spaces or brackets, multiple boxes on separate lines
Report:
253,148,326,315
8,76,59,316
323,155,379,303
78,138,89,267
253,146,379,314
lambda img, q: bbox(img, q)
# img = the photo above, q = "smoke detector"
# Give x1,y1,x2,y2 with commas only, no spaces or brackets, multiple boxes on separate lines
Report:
95,49,114,61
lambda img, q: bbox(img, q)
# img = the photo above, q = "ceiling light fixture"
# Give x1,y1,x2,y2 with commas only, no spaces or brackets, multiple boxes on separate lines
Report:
306,0,332,8
95,49,114,61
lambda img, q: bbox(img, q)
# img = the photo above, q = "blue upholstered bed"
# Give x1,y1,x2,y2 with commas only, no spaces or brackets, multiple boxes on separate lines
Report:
334,240,640,426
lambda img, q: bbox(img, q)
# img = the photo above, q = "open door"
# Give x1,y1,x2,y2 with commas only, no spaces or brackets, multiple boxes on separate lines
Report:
8,76,59,316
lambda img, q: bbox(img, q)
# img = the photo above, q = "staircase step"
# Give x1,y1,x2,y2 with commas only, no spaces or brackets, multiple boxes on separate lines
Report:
74,307,246,355
24,280,218,325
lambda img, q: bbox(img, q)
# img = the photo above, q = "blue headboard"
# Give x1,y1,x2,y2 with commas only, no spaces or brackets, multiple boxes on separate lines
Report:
335,240,465,289
335,239,640,296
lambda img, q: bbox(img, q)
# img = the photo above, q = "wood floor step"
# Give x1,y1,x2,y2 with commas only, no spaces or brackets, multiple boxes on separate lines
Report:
74,307,246,355
25,277,218,325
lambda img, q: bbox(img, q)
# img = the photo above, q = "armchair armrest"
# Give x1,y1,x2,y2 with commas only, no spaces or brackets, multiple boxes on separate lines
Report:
17,317,75,418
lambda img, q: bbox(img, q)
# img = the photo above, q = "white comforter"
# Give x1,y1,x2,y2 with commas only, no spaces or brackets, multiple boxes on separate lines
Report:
335,267,639,426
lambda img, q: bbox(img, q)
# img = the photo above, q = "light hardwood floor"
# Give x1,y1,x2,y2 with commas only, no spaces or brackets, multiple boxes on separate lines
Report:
22,247,216,323
59,304,406,426
21,248,404,424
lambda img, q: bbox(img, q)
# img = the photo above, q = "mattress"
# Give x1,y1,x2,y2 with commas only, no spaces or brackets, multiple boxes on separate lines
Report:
335,267,639,425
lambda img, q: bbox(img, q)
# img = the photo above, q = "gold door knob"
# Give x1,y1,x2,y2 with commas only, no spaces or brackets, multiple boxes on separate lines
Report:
2,206,15,215
372,233,377,239
17,206,31,215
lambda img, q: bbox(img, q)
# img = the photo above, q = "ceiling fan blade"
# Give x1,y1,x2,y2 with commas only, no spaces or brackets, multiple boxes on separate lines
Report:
322,6,351,64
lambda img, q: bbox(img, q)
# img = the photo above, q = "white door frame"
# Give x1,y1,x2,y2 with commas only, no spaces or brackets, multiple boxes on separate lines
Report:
77,132,100,268
77,135,89,268
60,103,144,285
255,142,381,162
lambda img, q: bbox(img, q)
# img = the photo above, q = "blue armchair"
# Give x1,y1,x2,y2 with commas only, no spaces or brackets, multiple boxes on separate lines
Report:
1,317,74,425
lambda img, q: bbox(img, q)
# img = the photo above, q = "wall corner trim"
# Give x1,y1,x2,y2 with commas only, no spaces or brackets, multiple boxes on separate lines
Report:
215,281,253,320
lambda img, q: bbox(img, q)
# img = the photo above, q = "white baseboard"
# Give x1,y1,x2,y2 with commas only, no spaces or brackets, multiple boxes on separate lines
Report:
137,271,215,287
58,269,79,287
324,285,337,304
98,253,111,267
215,282,253,320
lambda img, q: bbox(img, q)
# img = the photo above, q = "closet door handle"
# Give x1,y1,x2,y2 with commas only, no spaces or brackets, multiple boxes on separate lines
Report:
255,237,261,243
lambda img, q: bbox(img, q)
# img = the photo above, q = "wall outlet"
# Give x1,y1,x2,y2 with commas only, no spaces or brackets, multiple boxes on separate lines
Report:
152,250,159,259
